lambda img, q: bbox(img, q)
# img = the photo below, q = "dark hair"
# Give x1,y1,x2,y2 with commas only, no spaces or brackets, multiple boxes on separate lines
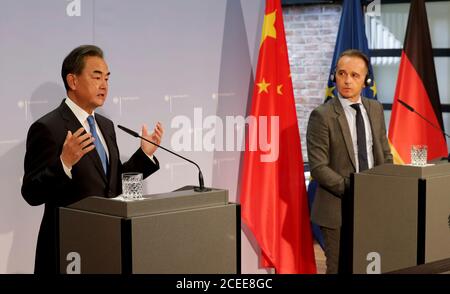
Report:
337,49,370,72
61,45,104,91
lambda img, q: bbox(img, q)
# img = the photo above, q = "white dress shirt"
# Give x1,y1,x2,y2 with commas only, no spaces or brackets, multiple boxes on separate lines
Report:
60,98,110,178
338,95,374,172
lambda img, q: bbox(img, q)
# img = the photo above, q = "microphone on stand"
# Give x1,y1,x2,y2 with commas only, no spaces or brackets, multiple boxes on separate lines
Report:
117,124,209,192
396,99,450,162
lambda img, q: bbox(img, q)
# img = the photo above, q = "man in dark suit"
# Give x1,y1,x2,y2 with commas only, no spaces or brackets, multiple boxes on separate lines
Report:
21,45,163,274
306,49,392,273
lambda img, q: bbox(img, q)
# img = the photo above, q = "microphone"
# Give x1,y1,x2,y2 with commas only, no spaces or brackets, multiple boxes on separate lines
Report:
396,99,450,162
397,99,414,112
117,124,209,192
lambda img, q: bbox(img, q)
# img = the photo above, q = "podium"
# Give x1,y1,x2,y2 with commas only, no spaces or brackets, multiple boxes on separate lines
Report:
59,186,240,274
342,163,450,273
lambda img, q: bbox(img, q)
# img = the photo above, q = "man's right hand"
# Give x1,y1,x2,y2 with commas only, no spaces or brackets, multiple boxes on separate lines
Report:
60,127,95,168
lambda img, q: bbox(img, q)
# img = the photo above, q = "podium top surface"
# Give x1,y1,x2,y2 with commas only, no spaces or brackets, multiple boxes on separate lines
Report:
67,186,229,218
363,162,450,178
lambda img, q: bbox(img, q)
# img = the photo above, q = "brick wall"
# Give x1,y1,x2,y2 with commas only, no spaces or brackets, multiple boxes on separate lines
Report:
283,4,342,164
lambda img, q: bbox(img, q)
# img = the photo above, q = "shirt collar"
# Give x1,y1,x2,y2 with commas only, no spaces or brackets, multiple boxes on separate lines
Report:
338,93,362,108
65,97,95,125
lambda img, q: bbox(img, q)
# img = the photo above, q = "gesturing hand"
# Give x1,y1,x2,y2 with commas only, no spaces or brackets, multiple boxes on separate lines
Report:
60,127,95,168
141,122,163,157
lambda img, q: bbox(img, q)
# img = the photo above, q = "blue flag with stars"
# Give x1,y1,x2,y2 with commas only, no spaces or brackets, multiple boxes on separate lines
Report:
325,0,377,100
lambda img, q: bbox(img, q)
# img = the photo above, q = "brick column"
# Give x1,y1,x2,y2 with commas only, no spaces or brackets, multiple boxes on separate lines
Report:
283,4,342,162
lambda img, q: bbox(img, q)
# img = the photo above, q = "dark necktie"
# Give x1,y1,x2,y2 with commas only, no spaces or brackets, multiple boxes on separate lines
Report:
350,103,368,172
87,115,108,174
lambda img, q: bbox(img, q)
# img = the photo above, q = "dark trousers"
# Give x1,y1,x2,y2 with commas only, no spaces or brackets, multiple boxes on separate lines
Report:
320,226,341,274
320,224,353,274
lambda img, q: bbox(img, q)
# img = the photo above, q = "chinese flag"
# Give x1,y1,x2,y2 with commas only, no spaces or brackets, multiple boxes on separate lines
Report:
388,0,447,163
240,0,316,274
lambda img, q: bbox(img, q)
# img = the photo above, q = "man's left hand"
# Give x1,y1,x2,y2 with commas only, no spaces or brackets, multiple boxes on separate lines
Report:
141,122,163,157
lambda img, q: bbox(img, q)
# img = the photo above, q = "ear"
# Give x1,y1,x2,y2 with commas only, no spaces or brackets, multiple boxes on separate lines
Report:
66,74,77,91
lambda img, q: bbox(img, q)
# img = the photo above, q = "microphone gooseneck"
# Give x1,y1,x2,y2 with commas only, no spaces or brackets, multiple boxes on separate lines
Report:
117,124,209,192
396,99,450,162
397,99,415,112
396,99,450,139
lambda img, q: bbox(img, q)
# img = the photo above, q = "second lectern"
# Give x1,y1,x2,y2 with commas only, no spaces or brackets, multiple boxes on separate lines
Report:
341,163,450,273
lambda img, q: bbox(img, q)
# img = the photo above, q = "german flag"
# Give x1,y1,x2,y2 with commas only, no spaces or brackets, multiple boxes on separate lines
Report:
388,0,447,164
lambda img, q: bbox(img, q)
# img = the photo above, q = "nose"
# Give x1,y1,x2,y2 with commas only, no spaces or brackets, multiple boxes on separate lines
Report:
100,78,108,89
344,76,353,85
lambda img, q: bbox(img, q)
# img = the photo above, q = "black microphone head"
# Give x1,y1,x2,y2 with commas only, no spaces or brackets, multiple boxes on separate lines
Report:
117,125,139,137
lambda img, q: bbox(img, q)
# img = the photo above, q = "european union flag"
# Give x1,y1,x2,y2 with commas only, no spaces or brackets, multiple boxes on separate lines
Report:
325,0,377,101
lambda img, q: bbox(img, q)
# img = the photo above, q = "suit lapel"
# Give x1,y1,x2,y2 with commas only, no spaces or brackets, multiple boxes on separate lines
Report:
332,98,357,170
59,100,108,183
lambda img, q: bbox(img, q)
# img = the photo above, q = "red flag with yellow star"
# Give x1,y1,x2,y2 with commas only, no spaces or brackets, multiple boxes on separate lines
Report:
239,0,316,274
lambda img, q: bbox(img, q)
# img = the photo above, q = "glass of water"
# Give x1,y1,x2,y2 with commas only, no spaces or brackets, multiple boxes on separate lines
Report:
121,172,143,200
411,145,427,166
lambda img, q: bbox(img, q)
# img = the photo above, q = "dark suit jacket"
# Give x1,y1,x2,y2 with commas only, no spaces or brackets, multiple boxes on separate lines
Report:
21,100,159,274
306,96,392,229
